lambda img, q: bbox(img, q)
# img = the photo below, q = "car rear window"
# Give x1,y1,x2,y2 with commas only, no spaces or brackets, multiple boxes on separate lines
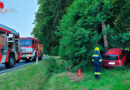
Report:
105,55,118,60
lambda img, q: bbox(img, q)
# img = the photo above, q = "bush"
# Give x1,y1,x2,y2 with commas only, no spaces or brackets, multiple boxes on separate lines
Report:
50,46,59,56
58,0,130,69
58,0,106,66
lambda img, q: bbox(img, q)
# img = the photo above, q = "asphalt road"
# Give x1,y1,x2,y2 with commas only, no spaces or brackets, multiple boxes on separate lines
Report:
0,56,46,74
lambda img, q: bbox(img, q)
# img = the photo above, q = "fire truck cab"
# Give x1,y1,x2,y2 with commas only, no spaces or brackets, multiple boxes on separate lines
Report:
0,24,21,68
20,37,43,62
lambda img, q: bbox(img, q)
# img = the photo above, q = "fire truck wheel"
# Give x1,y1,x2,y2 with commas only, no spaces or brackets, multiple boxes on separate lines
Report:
33,53,37,61
5,54,16,68
39,54,42,60
16,60,20,63
26,59,30,62
38,52,42,60
39,57,42,60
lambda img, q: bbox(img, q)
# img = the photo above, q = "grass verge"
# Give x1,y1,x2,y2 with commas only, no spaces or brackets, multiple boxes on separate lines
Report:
44,66,130,90
0,56,130,90
0,57,55,90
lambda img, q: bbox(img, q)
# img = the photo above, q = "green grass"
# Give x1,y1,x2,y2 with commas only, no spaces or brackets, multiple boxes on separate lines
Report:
0,57,54,90
44,67,130,90
0,56,130,90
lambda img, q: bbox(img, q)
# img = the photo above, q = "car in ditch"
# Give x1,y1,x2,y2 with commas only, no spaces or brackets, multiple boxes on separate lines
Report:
103,48,128,68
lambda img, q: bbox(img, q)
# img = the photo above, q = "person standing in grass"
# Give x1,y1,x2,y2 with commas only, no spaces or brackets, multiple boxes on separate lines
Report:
92,47,103,79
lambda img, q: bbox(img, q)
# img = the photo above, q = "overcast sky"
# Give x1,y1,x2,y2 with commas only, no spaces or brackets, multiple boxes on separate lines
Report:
0,0,38,37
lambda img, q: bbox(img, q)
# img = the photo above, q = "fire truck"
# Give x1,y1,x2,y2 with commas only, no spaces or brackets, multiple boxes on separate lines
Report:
0,24,21,68
20,37,43,62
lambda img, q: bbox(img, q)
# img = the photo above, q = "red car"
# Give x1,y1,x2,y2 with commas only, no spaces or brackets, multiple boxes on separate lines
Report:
103,48,128,68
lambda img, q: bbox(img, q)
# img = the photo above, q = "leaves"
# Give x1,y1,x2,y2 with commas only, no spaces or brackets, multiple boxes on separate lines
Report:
58,0,130,66
32,0,74,55
32,0,130,68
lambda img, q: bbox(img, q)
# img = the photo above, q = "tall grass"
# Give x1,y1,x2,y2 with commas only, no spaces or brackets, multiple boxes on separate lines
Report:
44,67,130,90
0,56,129,90
0,57,56,90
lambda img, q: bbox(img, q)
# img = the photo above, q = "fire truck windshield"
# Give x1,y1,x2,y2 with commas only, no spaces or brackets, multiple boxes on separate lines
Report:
20,39,31,47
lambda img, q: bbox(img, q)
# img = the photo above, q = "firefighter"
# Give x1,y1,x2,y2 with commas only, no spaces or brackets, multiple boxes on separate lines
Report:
92,47,103,79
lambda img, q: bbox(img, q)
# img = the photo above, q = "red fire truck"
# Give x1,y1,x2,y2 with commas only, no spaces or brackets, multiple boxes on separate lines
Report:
20,37,43,62
0,24,21,68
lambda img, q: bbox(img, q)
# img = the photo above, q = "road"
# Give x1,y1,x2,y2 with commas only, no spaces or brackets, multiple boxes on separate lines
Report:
0,56,46,74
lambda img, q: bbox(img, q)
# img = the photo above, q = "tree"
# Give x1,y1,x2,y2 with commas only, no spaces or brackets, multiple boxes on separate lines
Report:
32,0,130,69
58,0,130,67
32,0,74,55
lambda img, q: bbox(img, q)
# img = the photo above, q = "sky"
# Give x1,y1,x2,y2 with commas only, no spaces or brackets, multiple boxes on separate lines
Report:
0,0,39,37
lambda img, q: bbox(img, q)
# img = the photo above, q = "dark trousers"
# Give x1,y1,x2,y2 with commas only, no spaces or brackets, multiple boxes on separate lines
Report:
94,63,101,79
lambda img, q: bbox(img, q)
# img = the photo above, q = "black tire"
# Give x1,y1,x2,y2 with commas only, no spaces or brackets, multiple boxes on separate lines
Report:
38,56,42,60
5,54,15,68
16,60,20,63
33,53,37,61
26,59,30,62
38,53,42,60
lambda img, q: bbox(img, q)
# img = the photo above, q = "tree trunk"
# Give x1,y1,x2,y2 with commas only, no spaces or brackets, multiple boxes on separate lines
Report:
102,20,109,50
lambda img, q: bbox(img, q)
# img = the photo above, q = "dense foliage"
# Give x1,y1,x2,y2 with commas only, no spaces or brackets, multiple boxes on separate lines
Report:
32,0,130,67
58,0,130,66
32,0,73,55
